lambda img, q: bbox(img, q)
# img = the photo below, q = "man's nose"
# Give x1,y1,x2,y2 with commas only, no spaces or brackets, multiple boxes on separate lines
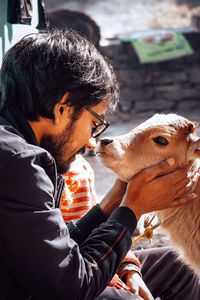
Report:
86,137,97,150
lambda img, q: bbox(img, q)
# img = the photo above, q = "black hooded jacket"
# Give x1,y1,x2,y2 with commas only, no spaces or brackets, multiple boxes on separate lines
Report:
0,107,137,299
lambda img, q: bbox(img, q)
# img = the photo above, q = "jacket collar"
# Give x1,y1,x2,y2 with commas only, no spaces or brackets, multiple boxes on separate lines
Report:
1,107,39,146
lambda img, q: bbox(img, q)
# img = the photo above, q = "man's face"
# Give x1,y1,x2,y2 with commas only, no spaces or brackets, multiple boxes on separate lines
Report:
40,101,108,174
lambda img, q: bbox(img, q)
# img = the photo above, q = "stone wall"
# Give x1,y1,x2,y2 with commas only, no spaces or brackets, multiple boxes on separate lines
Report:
101,32,200,117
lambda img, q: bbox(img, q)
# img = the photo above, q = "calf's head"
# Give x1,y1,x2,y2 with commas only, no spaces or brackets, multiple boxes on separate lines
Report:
96,114,200,182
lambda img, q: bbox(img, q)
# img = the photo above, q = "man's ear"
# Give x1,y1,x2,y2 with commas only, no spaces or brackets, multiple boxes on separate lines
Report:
54,92,70,124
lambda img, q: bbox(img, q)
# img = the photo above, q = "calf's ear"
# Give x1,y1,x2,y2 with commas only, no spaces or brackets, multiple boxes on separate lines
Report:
187,135,200,160
185,121,200,160
185,121,199,134
193,138,200,158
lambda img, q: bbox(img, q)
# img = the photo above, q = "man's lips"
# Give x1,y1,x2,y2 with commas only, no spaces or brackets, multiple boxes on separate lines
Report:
77,147,86,155
69,155,76,163
69,148,86,163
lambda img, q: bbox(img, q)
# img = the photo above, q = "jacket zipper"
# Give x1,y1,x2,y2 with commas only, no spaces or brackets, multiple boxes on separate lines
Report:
55,175,65,208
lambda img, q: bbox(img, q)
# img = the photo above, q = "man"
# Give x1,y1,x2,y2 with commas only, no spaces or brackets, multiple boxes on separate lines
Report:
0,29,198,300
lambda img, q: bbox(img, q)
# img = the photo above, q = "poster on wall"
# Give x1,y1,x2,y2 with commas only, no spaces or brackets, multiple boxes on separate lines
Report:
120,30,194,63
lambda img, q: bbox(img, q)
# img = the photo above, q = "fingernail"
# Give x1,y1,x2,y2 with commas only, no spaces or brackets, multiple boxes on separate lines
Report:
167,158,175,165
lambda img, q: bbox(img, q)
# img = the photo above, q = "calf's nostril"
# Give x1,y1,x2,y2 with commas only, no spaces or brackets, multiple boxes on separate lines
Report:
100,139,113,146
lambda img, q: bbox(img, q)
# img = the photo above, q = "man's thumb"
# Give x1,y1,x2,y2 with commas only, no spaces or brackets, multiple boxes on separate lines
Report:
145,157,175,181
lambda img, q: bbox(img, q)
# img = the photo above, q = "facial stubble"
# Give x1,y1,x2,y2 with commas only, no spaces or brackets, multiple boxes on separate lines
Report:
40,122,85,174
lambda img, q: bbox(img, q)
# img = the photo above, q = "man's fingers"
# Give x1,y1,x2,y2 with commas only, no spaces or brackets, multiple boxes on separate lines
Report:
187,172,200,192
169,164,191,184
177,177,191,189
173,186,190,200
171,175,197,199
157,165,191,198
142,158,175,182
162,175,190,192
172,193,197,207
170,177,191,198
168,172,190,186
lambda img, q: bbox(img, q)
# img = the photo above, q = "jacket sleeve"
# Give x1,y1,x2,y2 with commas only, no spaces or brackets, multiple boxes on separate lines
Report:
122,250,141,268
67,204,108,245
0,150,137,300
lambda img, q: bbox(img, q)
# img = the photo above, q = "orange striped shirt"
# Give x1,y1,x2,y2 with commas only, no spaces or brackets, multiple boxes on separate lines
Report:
60,155,141,290
60,155,96,223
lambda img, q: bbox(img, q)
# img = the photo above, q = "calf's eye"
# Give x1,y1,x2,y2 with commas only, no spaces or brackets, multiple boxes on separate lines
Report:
153,136,169,145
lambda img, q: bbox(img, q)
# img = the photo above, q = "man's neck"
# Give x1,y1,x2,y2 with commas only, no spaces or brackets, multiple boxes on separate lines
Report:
28,118,52,144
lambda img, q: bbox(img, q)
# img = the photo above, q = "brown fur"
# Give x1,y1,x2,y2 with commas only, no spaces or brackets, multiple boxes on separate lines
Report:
96,113,200,275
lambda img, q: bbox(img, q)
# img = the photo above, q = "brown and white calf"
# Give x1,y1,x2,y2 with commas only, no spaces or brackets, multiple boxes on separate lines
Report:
96,113,200,275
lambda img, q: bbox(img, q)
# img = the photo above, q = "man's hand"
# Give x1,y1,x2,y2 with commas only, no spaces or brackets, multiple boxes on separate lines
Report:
126,271,154,300
121,158,197,220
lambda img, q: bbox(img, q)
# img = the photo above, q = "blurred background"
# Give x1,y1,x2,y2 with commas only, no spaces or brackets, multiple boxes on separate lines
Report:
1,0,200,248
46,0,200,42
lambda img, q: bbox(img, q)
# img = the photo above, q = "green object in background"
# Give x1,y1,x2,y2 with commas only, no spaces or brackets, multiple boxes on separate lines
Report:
121,31,193,63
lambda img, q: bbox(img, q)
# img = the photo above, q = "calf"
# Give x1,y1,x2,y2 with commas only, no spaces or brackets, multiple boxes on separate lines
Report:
96,113,200,275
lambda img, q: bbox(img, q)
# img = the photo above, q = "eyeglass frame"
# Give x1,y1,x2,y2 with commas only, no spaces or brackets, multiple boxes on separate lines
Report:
83,105,110,138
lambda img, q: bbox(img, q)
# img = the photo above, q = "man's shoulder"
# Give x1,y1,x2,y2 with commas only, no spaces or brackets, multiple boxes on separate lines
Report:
0,122,57,205
0,121,52,165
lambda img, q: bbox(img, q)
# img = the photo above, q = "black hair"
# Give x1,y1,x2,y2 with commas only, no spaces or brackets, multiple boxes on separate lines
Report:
0,29,119,121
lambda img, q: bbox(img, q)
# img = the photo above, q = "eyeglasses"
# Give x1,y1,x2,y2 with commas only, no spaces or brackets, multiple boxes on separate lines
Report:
83,105,110,138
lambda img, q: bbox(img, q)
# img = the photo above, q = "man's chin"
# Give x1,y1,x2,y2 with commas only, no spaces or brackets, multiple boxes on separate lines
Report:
57,155,77,174
70,154,77,162
56,148,85,174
